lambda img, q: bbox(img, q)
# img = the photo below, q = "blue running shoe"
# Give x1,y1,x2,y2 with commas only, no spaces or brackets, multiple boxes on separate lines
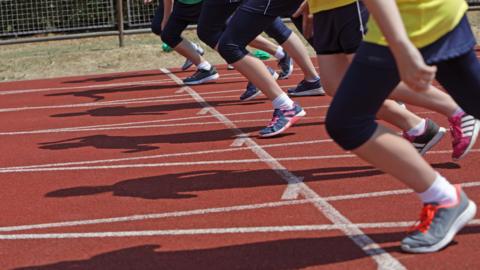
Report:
183,67,219,85
240,66,279,101
259,103,306,137
181,43,205,71
288,79,325,96
278,52,293,79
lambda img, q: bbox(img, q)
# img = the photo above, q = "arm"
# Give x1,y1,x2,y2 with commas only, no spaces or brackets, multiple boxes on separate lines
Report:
362,0,437,92
292,1,313,39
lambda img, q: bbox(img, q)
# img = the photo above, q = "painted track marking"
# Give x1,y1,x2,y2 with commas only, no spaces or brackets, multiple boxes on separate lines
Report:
1,180,478,233
161,68,405,270
2,149,478,173
1,220,479,240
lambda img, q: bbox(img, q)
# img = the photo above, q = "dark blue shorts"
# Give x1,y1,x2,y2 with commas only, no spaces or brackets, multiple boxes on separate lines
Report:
151,1,202,48
312,1,368,55
326,15,480,150
239,0,304,17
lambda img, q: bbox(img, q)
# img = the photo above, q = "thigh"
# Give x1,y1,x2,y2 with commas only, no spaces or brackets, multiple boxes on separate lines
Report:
436,50,480,118
220,8,277,49
197,0,239,39
240,0,303,17
330,43,401,124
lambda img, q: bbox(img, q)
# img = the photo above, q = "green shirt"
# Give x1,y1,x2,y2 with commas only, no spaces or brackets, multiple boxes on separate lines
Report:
178,0,202,4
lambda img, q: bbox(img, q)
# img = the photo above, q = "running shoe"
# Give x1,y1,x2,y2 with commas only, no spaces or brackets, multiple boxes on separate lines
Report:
183,67,219,85
227,64,235,70
401,185,476,253
449,112,480,161
287,79,325,96
181,43,205,71
259,103,306,137
278,52,293,79
240,66,279,101
403,119,446,155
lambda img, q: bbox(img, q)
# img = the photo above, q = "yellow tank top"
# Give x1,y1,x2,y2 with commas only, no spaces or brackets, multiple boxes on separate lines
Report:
364,0,468,48
308,0,356,14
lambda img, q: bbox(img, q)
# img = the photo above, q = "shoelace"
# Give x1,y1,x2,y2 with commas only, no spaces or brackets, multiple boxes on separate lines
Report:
409,204,438,233
267,109,281,127
450,117,463,144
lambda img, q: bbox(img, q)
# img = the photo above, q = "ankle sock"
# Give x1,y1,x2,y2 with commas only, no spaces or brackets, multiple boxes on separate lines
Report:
272,93,294,110
451,107,464,119
274,46,285,60
198,61,211,71
305,77,320,83
418,173,458,205
407,119,427,136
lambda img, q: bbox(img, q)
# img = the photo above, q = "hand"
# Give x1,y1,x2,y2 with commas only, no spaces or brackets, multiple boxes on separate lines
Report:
292,1,313,39
144,0,153,4
394,42,437,92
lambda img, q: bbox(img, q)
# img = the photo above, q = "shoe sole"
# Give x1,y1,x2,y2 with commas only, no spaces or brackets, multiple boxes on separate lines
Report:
240,90,262,102
454,119,480,161
183,73,220,85
260,109,306,138
401,200,477,253
288,87,326,97
419,127,446,156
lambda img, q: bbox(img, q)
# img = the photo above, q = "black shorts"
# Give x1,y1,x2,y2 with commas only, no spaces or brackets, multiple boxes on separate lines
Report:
313,1,368,55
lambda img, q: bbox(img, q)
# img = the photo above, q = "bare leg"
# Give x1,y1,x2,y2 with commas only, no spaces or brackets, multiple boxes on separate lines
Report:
354,126,436,192
280,33,319,81
317,54,422,131
174,40,204,66
232,55,284,100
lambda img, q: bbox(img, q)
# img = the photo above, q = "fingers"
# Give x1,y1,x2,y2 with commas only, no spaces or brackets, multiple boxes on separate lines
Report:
292,1,307,18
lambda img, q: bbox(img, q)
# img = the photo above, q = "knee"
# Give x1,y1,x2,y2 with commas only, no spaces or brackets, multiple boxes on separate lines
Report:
160,31,182,49
151,22,162,36
217,37,248,64
325,105,377,151
197,26,216,49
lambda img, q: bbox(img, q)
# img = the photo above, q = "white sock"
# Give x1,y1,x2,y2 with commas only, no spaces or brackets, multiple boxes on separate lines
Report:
274,46,285,60
451,107,464,118
197,61,211,71
418,173,458,205
272,93,294,110
406,119,426,136
305,76,320,83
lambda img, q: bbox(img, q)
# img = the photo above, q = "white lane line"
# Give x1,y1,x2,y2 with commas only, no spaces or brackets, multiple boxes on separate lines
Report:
0,94,249,113
1,220,478,240
1,139,332,170
0,105,327,136
1,181,479,233
0,68,304,96
161,69,405,270
2,149,478,173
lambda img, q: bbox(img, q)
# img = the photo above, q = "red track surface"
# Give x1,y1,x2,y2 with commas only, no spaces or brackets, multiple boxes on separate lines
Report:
0,61,479,270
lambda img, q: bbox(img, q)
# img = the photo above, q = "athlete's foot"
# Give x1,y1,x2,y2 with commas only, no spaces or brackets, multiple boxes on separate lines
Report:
278,52,293,79
239,66,278,101
259,103,306,137
287,79,325,97
403,119,446,155
401,186,476,253
183,66,219,85
449,112,480,161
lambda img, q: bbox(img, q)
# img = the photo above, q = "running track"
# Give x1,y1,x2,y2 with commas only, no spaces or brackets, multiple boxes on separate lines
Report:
0,60,479,270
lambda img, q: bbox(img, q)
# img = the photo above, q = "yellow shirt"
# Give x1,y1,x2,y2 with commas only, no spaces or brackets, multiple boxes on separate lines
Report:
365,0,468,48
308,0,356,13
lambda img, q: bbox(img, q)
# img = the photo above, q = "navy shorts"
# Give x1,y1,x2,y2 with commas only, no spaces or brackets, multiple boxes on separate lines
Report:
239,0,304,17
326,15,480,150
312,1,368,55
151,1,202,48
